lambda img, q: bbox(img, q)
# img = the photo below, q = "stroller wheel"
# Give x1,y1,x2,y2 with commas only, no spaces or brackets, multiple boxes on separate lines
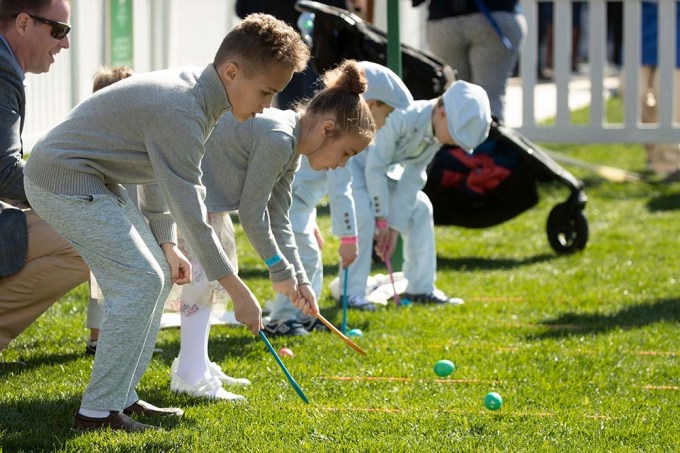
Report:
546,203,589,254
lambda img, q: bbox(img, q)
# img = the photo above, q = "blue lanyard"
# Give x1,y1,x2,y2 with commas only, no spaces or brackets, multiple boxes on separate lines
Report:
473,0,513,51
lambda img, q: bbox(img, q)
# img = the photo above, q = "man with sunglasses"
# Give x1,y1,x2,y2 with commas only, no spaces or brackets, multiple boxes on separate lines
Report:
0,0,88,353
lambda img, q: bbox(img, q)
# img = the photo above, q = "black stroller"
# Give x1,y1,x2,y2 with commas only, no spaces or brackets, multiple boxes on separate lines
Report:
296,0,588,254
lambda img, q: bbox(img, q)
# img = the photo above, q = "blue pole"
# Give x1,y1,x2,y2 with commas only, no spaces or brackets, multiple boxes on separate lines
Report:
259,330,309,403
342,266,349,334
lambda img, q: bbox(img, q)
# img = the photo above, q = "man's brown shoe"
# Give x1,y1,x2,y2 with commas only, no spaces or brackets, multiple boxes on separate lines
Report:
72,411,160,432
123,400,184,417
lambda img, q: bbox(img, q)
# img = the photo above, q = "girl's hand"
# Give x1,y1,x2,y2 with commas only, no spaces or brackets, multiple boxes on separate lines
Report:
218,274,263,335
294,283,319,316
272,277,298,303
161,243,192,285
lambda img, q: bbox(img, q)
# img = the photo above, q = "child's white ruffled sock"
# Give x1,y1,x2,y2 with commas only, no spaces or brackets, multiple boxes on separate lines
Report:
176,304,212,385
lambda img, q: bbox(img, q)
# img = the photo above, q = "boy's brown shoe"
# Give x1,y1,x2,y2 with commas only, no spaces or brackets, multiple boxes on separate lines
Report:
72,411,160,432
123,400,184,417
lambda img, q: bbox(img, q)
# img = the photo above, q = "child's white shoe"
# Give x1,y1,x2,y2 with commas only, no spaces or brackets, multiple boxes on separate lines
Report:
170,358,250,386
208,362,251,386
170,373,246,402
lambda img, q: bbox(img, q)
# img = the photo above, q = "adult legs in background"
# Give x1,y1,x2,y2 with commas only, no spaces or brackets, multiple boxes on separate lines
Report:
607,2,623,68
640,66,680,178
427,15,471,83
0,210,88,352
427,12,526,121
466,12,526,121
85,287,104,354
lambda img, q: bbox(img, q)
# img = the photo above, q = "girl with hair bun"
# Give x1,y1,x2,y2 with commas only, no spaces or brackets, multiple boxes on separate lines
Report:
168,59,376,401
265,61,415,336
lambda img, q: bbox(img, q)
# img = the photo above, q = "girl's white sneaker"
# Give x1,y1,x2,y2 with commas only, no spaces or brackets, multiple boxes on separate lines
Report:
170,373,246,402
208,362,251,386
170,358,251,386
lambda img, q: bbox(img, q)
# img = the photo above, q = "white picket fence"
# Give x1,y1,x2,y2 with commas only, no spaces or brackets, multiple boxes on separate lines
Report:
517,0,679,143
21,0,680,151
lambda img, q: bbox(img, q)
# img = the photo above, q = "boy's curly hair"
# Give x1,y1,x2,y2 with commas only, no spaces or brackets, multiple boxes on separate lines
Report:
214,13,309,75
92,66,134,92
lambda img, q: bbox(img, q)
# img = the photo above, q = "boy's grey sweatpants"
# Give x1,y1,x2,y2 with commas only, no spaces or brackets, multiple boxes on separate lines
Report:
24,179,172,412
86,184,140,331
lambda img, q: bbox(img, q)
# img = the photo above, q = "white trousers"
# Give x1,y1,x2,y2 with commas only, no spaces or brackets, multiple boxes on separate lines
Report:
343,183,438,297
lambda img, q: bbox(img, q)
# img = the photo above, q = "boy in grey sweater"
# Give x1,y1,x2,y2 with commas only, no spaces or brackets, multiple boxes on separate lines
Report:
24,14,310,432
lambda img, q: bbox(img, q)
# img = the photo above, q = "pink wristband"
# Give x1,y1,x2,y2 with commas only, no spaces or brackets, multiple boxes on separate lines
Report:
340,236,358,244
375,219,388,229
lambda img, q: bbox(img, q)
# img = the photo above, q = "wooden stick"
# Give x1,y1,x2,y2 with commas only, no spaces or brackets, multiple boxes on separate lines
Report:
544,150,643,183
314,313,367,356
385,258,401,307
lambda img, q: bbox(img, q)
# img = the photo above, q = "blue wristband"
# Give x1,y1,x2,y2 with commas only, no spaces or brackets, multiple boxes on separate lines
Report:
265,253,282,267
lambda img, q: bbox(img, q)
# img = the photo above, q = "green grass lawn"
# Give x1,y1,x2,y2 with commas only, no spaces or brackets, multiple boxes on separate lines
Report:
2,137,679,451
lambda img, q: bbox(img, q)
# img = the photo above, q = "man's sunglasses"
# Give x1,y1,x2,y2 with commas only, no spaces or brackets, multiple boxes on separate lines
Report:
27,14,71,40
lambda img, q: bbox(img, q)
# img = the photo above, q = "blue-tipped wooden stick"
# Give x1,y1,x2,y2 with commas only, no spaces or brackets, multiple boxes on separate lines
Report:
341,266,349,334
259,330,309,403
